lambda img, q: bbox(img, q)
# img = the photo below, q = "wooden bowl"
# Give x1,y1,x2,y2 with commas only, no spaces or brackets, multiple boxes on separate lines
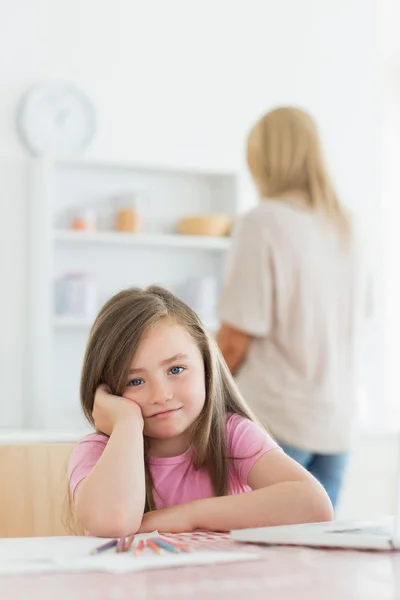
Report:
177,214,232,237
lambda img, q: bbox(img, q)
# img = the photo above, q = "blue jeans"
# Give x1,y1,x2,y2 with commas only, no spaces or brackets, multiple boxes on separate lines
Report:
278,442,348,509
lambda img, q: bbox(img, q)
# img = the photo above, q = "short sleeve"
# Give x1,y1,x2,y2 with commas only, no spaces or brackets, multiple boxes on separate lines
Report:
67,434,108,499
217,211,273,336
227,414,279,484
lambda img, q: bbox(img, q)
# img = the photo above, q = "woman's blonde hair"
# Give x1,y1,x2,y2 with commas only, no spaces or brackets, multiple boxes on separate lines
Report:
78,285,258,512
247,106,350,236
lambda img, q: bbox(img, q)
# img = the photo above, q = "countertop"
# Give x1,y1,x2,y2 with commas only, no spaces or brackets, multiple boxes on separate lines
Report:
0,429,92,444
2,535,399,600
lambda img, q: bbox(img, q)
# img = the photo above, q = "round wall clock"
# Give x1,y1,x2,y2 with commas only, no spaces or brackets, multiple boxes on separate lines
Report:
17,82,96,156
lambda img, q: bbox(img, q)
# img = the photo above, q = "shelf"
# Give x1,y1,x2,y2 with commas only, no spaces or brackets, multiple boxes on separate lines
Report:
54,315,219,333
54,157,237,178
53,230,231,250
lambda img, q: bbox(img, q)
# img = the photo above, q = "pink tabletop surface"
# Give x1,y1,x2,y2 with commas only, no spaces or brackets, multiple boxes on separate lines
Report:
2,534,400,600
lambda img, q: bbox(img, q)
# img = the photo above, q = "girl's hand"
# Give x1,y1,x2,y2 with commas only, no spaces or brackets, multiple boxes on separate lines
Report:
138,504,197,534
92,384,144,436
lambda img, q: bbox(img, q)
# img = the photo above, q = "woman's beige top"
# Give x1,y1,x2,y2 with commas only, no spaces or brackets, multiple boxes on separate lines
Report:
218,198,369,453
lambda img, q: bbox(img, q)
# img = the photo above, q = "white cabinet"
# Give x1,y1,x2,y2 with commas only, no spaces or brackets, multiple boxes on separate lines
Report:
27,159,237,429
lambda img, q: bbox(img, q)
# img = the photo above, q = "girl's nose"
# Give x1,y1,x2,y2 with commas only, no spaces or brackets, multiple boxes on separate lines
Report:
149,379,172,404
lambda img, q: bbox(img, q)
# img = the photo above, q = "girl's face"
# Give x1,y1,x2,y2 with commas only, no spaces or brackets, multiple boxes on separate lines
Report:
123,319,206,457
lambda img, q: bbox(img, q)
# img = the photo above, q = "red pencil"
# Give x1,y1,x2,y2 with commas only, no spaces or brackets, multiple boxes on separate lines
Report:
134,539,145,557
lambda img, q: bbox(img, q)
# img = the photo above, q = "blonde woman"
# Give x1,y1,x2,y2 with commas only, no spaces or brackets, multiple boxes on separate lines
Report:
217,106,370,509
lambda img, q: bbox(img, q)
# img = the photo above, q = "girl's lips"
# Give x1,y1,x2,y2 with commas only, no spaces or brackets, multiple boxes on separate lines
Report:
148,407,182,420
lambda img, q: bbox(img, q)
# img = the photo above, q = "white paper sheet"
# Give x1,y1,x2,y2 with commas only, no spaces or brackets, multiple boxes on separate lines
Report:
0,535,260,576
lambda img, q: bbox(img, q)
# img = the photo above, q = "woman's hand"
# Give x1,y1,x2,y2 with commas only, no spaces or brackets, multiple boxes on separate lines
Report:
138,503,198,534
92,384,144,436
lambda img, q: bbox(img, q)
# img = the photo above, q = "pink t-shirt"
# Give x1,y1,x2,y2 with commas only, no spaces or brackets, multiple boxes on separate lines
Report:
68,414,279,508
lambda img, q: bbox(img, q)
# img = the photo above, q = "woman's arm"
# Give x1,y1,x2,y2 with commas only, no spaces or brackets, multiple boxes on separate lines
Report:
139,450,333,533
216,323,251,374
73,389,146,537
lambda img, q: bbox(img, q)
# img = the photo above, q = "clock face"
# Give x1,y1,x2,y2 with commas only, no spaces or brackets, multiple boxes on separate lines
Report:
17,83,96,156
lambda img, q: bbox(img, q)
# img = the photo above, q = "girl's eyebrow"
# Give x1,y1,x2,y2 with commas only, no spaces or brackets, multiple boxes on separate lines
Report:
128,353,189,375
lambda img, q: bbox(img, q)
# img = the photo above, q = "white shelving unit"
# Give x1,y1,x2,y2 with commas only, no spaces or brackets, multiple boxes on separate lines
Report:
53,229,231,250
27,158,238,429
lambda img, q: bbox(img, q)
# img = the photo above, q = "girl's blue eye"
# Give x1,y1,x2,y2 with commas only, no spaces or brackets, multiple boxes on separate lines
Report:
169,366,184,375
128,379,144,387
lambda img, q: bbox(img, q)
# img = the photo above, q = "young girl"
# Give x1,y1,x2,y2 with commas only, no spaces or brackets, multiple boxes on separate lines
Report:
68,286,332,537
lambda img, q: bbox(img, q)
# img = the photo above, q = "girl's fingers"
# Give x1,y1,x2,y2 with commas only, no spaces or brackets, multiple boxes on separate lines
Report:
124,535,135,552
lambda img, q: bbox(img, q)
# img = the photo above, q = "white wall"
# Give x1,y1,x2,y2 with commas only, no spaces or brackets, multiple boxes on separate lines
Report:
337,432,399,518
382,0,400,428
0,0,383,428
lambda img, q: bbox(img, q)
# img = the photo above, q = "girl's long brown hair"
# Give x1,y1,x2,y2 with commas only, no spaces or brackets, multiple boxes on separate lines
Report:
247,106,351,237
79,285,259,511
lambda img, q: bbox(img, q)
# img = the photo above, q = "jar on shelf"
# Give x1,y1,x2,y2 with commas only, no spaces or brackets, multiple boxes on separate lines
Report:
114,193,145,233
70,208,98,232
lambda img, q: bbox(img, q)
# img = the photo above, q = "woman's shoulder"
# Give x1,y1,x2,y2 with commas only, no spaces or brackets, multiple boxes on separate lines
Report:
240,202,275,222
233,204,272,240
237,200,292,234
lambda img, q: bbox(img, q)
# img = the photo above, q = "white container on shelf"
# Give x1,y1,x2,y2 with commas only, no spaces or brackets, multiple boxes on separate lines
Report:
54,272,97,321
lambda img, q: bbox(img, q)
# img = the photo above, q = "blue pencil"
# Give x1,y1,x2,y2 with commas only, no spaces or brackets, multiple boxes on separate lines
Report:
153,538,181,553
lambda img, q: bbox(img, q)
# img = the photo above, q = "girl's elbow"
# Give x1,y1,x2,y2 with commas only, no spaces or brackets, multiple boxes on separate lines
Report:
99,516,142,538
78,507,142,538
310,501,334,523
115,511,143,536
309,486,334,523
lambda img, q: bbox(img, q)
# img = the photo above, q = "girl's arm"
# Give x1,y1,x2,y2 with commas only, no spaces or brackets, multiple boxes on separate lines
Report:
73,388,146,538
192,450,333,531
139,450,333,533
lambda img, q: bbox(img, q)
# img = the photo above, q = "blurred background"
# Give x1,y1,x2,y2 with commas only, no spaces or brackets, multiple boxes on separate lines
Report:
0,0,398,522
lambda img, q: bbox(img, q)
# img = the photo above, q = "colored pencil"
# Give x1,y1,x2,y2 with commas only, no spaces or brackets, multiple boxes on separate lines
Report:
147,539,163,555
90,539,118,555
153,538,181,553
158,535,193,552
134,539,145,557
